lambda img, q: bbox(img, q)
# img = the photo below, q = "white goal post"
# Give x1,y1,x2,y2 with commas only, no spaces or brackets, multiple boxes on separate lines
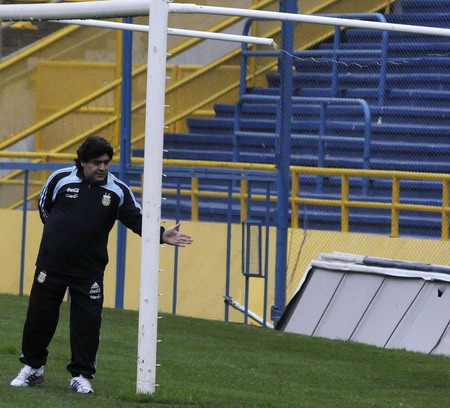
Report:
2,0,450,396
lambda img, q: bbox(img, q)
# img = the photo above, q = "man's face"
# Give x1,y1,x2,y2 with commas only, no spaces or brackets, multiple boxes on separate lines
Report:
81,154,111,183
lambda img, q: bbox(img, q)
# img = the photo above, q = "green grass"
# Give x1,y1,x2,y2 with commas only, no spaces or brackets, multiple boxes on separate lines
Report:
1,293,450,408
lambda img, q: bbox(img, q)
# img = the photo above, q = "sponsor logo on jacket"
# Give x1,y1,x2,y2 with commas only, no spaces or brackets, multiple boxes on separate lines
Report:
65,187,79,199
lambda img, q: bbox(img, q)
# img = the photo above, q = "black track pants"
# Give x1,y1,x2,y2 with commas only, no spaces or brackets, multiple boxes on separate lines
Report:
20,268,104,379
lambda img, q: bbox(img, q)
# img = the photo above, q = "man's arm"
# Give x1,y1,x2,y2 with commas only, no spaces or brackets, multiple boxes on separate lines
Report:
117,185,192,246
38,168,71,224
161,223,193,247
117,185,143,235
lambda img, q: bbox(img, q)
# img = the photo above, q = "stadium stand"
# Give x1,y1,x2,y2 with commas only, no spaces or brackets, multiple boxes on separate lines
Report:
143,0,450,237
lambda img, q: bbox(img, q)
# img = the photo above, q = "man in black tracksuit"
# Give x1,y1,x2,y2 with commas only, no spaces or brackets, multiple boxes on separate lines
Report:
10,136,192,393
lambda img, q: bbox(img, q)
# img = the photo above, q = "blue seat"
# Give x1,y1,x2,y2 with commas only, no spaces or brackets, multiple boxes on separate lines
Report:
401,0,450,13
216,102,450,126
384,13,450,27
294,57,450,75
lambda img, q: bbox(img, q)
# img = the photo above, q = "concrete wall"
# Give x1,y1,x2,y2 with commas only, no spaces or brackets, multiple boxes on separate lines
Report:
2,208,450,325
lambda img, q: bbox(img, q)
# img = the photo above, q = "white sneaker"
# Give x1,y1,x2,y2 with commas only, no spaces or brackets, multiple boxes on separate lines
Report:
69,375,94,393
10,365,44,387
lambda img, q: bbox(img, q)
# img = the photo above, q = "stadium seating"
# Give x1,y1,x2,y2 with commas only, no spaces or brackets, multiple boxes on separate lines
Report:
143,0,450,237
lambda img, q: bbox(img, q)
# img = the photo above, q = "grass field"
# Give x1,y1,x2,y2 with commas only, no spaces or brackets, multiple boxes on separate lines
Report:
1,293,450,408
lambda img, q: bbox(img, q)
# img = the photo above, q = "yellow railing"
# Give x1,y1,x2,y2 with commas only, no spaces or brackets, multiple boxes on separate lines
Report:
1,156,447,240
0,0,397,153
290,167,450,240
136,160,450,241
0,0,278,148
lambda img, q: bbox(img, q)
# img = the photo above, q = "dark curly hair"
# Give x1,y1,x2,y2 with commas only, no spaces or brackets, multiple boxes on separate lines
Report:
74,136,114,170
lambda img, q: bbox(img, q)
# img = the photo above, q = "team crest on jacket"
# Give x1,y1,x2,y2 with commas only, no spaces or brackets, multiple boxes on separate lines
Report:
102,193,111,206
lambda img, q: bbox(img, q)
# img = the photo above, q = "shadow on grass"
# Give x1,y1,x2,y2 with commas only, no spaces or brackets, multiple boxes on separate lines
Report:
116,390,202,407
0,344,18,354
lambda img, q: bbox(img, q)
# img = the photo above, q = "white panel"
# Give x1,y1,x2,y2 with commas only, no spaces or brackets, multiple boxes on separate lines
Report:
431,323,450,356
351,277,424,347
387,282,450,353
282,269,344,335
313,272,384,340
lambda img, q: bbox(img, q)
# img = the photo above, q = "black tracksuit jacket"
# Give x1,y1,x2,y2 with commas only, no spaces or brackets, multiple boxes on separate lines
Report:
36,166,163,277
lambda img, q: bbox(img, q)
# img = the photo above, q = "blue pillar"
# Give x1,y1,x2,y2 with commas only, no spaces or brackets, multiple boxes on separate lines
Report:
19,170,29,296
116,18,133,309
271,0,297,324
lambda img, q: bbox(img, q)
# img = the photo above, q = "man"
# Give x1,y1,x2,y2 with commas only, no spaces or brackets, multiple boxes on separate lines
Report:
10,136,192,393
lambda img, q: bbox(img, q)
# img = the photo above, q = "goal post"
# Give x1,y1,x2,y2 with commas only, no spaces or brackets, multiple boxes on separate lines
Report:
137,0,168,394
0,0,149,20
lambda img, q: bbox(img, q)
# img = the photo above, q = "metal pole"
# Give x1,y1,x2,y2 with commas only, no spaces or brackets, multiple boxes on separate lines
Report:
5,1,450,41
263,183,270,327
271,0,297,324
224,180,233,321
116,16,133,309
169,3,450,39
171,180,181,315
137,0,168,395
54,19,274,46
0,1,3,58
19,170,29,296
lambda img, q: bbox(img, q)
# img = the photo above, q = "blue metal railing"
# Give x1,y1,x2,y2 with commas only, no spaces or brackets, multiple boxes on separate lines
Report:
241,13,389,105
233,94,372,193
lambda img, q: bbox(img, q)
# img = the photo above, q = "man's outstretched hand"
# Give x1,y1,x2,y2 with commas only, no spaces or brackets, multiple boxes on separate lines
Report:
162,223,193,247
